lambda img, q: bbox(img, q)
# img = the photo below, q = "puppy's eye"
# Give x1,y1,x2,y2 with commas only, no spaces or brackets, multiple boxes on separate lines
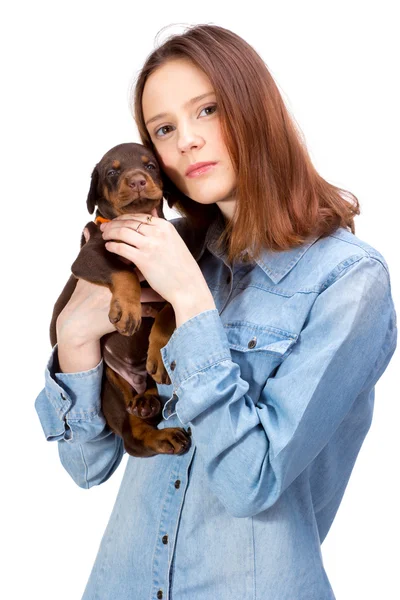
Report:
145,163,156,170
107,169,119,177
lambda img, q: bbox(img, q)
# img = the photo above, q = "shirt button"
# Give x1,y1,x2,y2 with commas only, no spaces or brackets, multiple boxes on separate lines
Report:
170,360,176,371
174,480,181,489
248,337,257,349
162,534,168,544
157,591,163,599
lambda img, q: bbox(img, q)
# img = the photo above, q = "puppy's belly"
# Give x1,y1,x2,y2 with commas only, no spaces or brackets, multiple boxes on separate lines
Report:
103,342,147,395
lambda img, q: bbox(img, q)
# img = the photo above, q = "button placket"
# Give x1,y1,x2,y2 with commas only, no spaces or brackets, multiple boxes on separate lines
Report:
150,456,192,600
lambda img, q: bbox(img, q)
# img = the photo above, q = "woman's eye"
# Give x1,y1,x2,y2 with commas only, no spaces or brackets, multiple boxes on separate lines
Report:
155,125,173,137
154,104,217,138
199,104,217,117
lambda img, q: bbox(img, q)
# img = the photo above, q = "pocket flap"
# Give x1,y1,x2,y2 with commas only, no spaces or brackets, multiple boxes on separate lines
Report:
224,322,298,356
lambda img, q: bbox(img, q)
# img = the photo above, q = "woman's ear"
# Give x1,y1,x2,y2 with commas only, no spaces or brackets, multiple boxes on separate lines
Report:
86,164,99,214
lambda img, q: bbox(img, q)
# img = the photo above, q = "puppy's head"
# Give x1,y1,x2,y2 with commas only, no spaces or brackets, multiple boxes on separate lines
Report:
87,143,164,219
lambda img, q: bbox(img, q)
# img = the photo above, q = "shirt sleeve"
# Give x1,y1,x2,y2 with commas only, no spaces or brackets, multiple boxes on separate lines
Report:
34,343,125,488
160,256,397,517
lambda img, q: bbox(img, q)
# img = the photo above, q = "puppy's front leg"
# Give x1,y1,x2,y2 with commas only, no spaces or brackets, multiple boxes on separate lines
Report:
107,270,142,335
70,221,142,336
146,302,177,384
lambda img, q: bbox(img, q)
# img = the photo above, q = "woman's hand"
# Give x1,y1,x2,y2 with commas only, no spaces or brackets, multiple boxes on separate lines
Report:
57,268,165,346
100,208,210,307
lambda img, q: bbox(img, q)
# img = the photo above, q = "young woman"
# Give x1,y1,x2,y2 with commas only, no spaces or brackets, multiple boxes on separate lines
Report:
35,24,397,600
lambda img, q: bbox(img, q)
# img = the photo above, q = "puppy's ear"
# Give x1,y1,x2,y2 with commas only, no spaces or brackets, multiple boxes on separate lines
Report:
161,173,177,209
162,175,189,210
86,164,99,214
163,187,173,209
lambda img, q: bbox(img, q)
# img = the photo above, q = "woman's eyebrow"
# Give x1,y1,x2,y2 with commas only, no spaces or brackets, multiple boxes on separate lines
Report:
145,91,215,126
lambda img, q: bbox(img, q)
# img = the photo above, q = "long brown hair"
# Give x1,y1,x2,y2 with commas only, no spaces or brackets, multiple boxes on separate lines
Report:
131,24,360,264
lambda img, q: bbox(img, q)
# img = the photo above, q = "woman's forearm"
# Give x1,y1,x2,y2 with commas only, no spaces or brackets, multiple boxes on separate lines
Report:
56,279,216,372
173,287,217,328
57,338,102,373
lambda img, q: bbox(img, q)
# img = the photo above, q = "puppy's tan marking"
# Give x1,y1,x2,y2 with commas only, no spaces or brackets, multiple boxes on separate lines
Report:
103,185,110,201
112,160,121,169
109,271,142,336
146,303,176,385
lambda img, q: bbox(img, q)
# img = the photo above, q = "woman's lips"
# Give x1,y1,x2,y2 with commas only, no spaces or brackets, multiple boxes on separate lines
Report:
186,162,217,178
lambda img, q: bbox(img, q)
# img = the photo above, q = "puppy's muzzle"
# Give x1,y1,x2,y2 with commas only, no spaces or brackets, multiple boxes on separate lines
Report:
127,173,147,191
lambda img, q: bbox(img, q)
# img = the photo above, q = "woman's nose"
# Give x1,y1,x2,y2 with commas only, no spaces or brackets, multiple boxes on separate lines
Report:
177,128,204,153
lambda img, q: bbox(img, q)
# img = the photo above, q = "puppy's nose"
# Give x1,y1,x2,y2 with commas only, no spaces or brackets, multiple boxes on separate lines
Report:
127,174,147,190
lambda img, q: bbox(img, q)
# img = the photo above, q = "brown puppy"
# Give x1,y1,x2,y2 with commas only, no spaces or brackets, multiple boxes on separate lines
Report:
50,143,192,457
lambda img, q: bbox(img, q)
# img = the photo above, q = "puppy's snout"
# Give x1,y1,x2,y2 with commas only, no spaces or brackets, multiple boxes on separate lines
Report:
127,174,147,191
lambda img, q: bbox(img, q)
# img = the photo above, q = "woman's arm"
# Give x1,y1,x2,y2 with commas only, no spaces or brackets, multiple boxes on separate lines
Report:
35,341,125,488
162,255,397,517
35,260,166,488
57,338,102,373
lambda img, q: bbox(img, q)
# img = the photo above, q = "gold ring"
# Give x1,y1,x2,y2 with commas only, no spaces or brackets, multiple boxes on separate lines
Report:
147,215,153,223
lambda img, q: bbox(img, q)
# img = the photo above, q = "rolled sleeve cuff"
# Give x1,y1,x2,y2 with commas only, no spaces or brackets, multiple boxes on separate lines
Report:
44,343,104,420
160,309,231,392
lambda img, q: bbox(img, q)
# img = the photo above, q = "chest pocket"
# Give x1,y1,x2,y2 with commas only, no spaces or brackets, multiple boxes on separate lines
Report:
224,322,298,389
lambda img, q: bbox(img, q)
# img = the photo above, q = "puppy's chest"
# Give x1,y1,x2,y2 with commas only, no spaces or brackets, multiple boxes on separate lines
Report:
103,336,148,395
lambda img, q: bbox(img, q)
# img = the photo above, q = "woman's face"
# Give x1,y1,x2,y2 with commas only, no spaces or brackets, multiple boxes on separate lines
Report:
142,58,237,221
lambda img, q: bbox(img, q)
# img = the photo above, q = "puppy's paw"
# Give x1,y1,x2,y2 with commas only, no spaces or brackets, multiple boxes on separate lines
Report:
109,297,142,336
151,428,191,455
146,347,171,385
127,392,161,419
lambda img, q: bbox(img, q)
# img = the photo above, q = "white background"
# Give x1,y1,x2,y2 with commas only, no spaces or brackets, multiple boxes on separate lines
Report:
2,1,399,598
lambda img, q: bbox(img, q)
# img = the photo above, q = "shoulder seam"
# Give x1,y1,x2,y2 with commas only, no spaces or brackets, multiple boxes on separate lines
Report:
329,232,389,276
322,254,390,292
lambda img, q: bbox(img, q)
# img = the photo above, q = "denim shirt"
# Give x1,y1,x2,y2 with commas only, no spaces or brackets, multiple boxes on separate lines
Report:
35,211,397,600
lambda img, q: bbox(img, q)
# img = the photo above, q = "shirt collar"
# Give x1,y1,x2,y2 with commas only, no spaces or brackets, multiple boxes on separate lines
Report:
195,210,321,284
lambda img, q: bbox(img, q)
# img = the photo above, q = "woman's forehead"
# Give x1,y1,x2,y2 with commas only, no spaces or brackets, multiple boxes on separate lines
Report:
142,60,214,120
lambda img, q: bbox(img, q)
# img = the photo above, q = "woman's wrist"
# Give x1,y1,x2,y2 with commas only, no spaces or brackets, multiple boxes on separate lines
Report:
56,312,101,349
57,337,102,374
172,286,216,328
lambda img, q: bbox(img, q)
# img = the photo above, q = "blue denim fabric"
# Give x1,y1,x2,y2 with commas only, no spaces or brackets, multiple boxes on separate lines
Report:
35,212,397,600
